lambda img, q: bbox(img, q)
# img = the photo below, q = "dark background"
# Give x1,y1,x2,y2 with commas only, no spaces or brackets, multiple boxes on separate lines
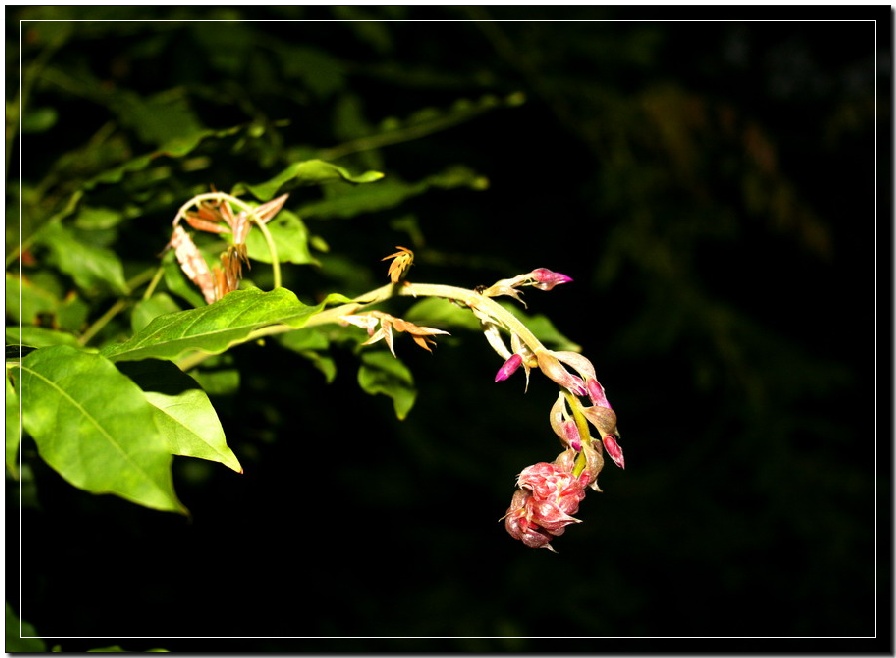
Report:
7,6,889,652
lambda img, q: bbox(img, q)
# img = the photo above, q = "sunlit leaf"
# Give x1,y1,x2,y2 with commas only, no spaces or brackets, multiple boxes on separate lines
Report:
358,349,416,420
231,159,384,202
16,346,186,514
117,360,242,474
100,287,329,363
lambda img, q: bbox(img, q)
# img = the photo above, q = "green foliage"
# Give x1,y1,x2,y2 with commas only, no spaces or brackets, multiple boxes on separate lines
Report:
13,346,186,513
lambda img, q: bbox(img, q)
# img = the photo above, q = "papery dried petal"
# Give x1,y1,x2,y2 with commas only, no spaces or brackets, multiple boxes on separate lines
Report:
552,351,597,382
536,350,587,396
170,225,217,304
581,404,618,437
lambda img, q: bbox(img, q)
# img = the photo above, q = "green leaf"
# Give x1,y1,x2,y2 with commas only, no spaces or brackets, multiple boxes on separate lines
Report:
279,328,337,383
100,287,325,363
36,222,128,295
358,350,416,420
21,106,58,133
404,298,582,352
6,374,20,479
185,353,241,397
501,302,582,352
15,346,186,514
6,603,46,653
6,273,61,325
117,360,242,474
161,256,207,309
130,292,183,333
5,326,81,349
231,159,385,202
244,210,318,266
404,297,485,331
113,89,204,148
295,166,487,220
81,124,243,191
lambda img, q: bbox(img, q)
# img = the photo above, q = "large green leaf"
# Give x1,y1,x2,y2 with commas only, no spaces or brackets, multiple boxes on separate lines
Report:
117,360,242,474
100,287,332,363
15,346,185,513
358,350,416,420
231,159,384,202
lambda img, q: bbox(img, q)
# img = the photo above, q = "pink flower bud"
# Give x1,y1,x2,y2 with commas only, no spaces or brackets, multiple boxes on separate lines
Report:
585,379,612,409
561,421,582,452
530,268,573,291
494,353,523,382
603,434,625,469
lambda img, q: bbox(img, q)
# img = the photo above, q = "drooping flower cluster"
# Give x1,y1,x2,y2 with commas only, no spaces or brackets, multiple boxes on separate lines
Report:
337,255,623,552
170,192,288,304
483,268,624,551
503,454,593,552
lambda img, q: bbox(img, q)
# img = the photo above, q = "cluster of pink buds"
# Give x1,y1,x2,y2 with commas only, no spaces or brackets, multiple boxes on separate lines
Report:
503,448,597,552
487,268,624,551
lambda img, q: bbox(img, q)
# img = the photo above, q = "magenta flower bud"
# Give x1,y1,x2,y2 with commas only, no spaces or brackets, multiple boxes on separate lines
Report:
603,434,625,469
561,420,582,452
494,353,523,382
530,268,573,291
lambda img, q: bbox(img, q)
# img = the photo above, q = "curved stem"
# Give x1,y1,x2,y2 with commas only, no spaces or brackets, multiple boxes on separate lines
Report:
251,217,281,289
175,280,550,371
78,299,129,347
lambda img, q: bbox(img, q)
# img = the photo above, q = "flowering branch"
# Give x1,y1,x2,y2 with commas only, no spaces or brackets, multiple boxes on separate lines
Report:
167,196,624,552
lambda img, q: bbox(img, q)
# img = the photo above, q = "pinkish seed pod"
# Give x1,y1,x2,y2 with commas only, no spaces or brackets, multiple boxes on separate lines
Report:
495,353,523,382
